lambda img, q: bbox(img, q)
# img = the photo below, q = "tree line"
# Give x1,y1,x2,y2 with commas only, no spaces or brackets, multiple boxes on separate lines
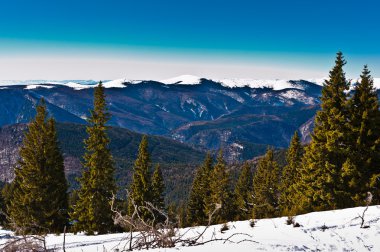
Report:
185,52,380,226
0,52,379,234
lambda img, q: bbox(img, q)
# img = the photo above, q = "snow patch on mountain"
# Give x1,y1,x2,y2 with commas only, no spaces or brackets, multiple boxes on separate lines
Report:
307,78,327,86
24,84,56,90
279,90,317,105
216,78,305,90
160,75,202,85
64,82,95,90
1,76,379,91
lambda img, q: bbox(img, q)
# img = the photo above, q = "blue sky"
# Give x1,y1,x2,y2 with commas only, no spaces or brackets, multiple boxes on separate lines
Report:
0,0,379,79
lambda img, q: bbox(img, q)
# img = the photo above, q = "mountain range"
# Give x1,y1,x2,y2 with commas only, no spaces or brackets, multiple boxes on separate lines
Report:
0,76,329,151
2,75,379,153
2,75,379,201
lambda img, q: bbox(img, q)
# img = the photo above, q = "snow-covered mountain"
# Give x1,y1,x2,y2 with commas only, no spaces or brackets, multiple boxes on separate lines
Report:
1,75,378,90
1,75,378,163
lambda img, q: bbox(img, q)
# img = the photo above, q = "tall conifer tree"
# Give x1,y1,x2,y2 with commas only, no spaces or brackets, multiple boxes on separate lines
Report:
206,151,233,224
346,66,380,204
150,164,166,224
8,100,68,234
299,52,351,211
252,148,280,219
234,162,253,220
279,131,303,214
70,82,116,234
128,135,152,220
186,153,213,226
151,164,165,210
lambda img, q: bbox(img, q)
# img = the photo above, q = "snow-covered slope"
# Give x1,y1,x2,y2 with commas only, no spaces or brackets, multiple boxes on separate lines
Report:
160,75,202,85
0,79,138,90
159,75,318,90
0,76,379,91
1,205,379,251
216,78,304,90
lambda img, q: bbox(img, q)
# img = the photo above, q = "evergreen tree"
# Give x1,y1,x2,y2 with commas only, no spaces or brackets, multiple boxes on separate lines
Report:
70,82,116,234
206,151,234,224
346,66,380,204
299,52,351,211
0,182,13,227
279,131,303,214
234,162,253,220
252,148,280,219
186,153,213,226
8,100,68,234
150,164,166,224
151,164,165,210
128,135,152,220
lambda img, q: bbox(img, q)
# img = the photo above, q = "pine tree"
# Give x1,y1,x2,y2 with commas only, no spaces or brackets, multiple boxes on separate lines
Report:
252,148,280,219
206,151,234,224
70,82,116,235
8,100,68,234
279,131,303,214
151,164,165,210
346,66,380,204
299,52,351,211
151,164,166,223
186,153,213,226
128,135,152,220
234,162,253,220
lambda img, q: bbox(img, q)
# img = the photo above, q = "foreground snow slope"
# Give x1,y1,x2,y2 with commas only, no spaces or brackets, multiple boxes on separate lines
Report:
0,205,379,251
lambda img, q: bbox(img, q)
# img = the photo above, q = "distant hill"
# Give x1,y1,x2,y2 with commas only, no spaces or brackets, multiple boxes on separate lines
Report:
0,77,326,161
0,122,288,203
0,123,207,202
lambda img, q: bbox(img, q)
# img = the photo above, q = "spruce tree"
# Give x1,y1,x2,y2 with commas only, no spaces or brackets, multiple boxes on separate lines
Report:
279,131,303,214
70,82,116,234
234,162,253,220
299,52,351,211
8,100,68,234
151,164,166,224
252,148,280,219
346,66,380,204
128,135,152,220
186,153,213,226
206,151,234,224
151,164,165,210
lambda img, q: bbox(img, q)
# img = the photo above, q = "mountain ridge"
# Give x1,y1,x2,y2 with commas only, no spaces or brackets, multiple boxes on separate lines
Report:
1,75,379,90
0,78,324,154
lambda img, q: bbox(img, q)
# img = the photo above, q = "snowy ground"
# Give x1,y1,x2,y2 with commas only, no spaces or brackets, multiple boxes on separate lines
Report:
0,205,379,251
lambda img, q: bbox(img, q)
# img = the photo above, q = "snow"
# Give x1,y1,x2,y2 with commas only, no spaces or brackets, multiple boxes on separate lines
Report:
0,79,136,90
64,82,95,90
1,205,378,251
351,78,380,90
159,75,317,90
308,77,380,90
0,76,379,91
57,79,136,90
279,90,317,105
24,84,56,90
231,142,244,149
215,78,304,90
307,78,328,86
374,78,380,89
160,75,202,85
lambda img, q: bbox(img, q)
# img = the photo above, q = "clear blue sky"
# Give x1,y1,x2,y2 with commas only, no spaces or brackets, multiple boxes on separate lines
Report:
0,0,379,80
